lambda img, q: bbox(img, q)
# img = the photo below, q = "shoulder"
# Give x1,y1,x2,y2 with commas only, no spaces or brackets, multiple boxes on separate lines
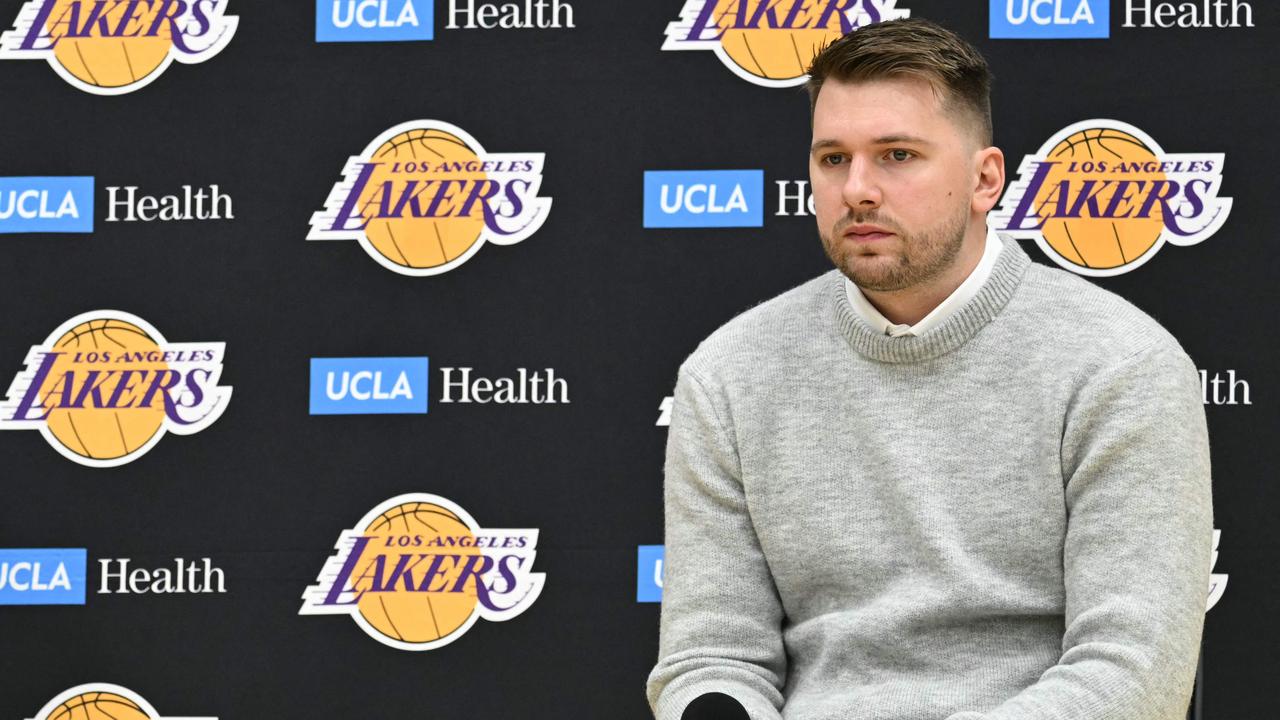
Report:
679,269,841,387
1012,255,1191,370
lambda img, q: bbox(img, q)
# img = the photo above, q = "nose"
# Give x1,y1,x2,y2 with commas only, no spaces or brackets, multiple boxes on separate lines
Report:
841,156,882,210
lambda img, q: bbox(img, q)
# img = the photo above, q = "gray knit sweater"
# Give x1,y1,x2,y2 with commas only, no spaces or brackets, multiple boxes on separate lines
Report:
646,236,1213,720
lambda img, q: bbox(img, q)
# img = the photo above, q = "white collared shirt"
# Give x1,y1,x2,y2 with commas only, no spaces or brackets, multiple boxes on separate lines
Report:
844,227,1003,337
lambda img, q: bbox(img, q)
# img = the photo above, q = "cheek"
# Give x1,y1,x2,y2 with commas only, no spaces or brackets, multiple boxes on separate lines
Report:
808,172,843,223
897,169,963,218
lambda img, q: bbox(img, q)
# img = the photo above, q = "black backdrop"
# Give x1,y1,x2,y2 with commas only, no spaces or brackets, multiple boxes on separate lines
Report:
0,1,1271,718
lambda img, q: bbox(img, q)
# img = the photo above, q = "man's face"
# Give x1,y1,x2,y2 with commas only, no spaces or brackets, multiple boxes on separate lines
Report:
810,76,978,292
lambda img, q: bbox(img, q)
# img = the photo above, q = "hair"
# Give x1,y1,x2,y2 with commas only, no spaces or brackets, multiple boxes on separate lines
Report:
805,18,994,147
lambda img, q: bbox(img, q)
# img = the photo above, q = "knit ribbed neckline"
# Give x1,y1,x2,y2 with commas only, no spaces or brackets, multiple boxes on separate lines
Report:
833,235,1032,363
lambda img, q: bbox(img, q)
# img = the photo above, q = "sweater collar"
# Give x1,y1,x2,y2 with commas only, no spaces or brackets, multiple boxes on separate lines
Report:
833,234,1032,363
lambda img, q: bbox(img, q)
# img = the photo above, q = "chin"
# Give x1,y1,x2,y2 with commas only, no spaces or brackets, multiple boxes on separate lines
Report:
841,257,907,291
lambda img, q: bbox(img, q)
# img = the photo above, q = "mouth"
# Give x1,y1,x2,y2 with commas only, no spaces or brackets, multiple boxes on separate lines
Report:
842,224,895,243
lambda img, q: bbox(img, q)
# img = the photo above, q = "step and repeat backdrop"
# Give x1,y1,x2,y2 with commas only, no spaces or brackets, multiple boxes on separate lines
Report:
0,1,1271,718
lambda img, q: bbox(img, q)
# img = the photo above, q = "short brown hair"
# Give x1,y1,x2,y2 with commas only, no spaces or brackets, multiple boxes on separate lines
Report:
806,18,993,146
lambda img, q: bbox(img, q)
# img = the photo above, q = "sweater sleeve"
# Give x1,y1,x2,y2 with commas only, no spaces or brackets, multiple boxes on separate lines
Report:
946,342,1213,720
646,367,787,720
682,692,751,720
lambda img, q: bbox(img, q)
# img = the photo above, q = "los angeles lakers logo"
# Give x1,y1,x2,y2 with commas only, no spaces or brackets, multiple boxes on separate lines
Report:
1208,528,1228,612
25,684,216,720
662,0,910,88
308,120,552,277
0,1,238,95
992,119,1232,276
300,493,544,651
0,311,231,468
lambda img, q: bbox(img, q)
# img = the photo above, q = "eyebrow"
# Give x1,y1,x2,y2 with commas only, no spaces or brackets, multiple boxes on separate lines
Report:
810,135,934,153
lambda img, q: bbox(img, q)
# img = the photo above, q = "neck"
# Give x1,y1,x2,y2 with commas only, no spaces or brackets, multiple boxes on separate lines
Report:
860,219,988,326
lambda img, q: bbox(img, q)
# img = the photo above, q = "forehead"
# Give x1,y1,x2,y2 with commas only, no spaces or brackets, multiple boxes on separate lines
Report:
811,76,954,141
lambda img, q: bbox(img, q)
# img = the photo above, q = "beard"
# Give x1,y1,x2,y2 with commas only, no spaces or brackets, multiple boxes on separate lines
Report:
821,205,968,293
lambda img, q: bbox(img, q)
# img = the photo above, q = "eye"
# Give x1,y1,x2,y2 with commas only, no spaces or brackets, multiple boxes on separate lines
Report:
887,149,914,162
822,154,846,166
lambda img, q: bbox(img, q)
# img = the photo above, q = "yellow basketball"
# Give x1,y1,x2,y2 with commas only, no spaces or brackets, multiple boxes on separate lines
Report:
39,318,169,462
354,502,481,644
47,0,173,90
714,0,843,81
358,129,489,270
48,692,151,720
1033,128,1166,271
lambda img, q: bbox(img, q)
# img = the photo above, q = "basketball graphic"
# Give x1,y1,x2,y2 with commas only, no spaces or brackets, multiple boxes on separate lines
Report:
354,500,483,644
0,310,232,468
308,120,552,277
712,2,847,83
301,493,546,651
46,691,151,720
0,0,239,95
39,317,169,463
26,684,216,720
45,0,173,90
357,129,490,271
1031,127,1167,272
992,119,1233,277
663,0,911,88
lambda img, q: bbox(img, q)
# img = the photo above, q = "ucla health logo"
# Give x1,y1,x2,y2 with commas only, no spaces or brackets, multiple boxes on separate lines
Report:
301,493,544,651
310,357,429,414
309,120,551,276
1,179,234,232
663,0,909,88
991,119,1230,276
316,0,432,42
0,0,238,95
0,548,86,605
644,170,764,228
0,176,93,233
990,0,1109,38
0,311,231,467
26,684,215,720
636,545,664,603
1,549,223,602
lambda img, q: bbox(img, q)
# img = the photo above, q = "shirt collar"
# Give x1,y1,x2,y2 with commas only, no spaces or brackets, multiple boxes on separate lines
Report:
844,226,1004,338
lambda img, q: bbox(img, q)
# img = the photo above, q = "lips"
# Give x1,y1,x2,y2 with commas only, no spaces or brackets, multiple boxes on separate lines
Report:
843,224,894,242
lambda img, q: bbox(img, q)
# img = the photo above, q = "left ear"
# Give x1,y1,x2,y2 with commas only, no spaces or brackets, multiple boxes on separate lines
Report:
971,146,1005,213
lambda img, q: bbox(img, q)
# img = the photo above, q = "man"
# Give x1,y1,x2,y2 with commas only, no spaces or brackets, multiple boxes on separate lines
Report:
646,17,1212,720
